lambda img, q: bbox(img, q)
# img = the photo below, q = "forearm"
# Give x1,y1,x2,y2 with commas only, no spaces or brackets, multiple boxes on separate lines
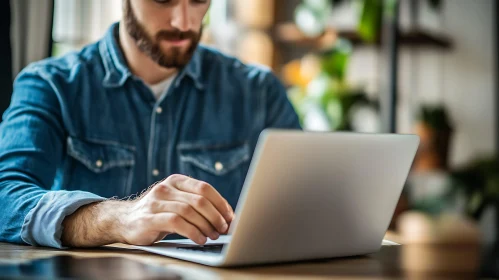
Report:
61,200,130,247
61,175,235,248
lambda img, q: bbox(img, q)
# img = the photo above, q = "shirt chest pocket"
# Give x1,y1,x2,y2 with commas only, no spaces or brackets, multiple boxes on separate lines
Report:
177,142,251,206
65,137,135,197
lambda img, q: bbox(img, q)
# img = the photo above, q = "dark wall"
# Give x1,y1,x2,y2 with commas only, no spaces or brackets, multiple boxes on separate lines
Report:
0,1,12,117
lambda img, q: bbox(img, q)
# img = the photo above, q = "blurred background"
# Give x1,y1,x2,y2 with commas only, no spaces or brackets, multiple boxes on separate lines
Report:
0,0,497,252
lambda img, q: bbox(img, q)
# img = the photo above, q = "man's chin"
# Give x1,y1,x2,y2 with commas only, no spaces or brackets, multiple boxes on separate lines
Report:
157,49,196,67
156,53,194,69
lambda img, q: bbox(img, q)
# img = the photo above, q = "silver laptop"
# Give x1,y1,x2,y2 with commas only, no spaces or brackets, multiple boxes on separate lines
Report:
135,130,419,267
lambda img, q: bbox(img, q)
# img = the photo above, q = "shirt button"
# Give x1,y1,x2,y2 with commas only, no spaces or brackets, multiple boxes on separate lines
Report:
214,162,224,172
95,160,103,168
156,107,163,114
152,169,160,176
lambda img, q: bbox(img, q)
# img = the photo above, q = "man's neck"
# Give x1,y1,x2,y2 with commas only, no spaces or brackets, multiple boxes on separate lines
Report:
118,22,177,85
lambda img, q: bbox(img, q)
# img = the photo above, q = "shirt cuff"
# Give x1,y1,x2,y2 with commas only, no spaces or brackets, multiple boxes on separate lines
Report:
21,190,105,248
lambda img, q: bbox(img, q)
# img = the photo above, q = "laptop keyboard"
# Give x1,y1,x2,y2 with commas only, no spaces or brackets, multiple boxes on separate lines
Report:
176,244,224,254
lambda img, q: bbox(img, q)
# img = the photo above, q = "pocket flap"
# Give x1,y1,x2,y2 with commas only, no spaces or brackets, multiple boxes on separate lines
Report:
67,137,135,173
178,142,250,176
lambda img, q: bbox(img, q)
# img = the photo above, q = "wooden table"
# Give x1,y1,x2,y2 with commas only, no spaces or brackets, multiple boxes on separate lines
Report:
0,240,486,279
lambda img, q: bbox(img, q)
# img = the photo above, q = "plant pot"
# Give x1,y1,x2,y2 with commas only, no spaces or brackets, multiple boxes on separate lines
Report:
413,122,452,171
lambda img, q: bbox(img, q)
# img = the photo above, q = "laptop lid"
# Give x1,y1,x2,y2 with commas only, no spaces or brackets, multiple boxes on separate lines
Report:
222,130,419,266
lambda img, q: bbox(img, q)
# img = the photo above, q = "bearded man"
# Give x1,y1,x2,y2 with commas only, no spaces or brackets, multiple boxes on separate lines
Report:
0,0,300,248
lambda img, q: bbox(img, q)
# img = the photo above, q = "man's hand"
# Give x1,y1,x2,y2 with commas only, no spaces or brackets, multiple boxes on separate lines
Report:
61,174,234,247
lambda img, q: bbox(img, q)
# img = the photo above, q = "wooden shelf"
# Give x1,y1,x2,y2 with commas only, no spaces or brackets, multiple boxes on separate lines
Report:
274,23,453,50
398,29,453,49
274,23,338,49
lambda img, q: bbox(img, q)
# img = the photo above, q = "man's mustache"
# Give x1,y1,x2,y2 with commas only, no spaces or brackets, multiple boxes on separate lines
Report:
156,29,198,41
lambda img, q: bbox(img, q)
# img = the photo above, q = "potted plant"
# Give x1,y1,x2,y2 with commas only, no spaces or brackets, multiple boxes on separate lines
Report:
449,157,499,258
450,158,499,222
413,105,453,171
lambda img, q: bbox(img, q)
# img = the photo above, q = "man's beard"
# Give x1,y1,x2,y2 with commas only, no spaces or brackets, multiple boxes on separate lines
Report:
123,0,202,68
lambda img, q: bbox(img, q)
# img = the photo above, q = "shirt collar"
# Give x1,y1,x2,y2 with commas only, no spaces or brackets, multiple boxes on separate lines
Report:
100,22,204,90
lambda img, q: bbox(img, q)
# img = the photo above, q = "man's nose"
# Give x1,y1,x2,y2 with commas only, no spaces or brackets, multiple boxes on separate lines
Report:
170,1,191,32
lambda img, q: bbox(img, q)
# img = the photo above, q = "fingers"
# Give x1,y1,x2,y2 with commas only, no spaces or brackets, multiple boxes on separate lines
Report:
150,200,220,240
150,213,207,245
148,174,234,238
174,191,230,234
168,175,234,222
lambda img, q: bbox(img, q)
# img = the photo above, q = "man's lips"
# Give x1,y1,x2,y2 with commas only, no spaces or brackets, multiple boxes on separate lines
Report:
161,38,191,47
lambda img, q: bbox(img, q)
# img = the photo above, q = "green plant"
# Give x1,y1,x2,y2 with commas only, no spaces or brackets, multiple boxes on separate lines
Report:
411,156,499,221
358,0,384,42
288,38,377,131
320,39,351,82
450,158,499,220
295,0,444,42
291,0,444,132
294,0,332,37
417,104,452,131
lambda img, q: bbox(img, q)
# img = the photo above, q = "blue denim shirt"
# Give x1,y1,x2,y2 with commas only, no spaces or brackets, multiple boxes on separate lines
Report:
0,23,300,248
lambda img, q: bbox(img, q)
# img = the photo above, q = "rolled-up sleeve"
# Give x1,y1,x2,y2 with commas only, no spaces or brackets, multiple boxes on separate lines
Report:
0,68,104,248
21,191,104,248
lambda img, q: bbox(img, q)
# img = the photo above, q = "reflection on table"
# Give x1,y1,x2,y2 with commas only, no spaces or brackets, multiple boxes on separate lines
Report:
0,239,497,280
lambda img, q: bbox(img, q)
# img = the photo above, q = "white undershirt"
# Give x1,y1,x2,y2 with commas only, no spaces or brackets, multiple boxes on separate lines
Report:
147,74,177,100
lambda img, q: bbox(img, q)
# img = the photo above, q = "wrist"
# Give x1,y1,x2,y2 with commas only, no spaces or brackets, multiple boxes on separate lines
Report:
93,199,131,244
61,199,131,247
